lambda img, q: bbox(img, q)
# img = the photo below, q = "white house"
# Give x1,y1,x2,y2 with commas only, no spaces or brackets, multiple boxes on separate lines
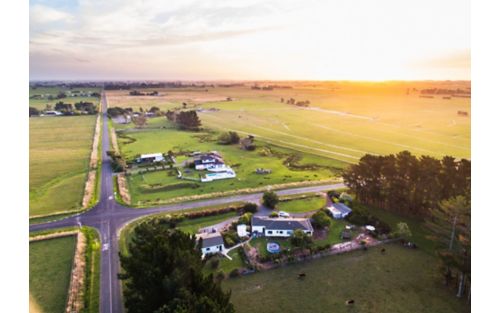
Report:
197,232,225,256
326,203,352,219
251,216,314,237
136,153,165,163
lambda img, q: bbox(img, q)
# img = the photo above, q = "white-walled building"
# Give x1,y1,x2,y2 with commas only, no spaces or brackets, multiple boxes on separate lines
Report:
251,216,313,237
197,232,225,256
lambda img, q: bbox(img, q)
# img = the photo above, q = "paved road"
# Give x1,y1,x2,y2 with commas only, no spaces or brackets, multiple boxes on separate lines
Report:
29,92,345,313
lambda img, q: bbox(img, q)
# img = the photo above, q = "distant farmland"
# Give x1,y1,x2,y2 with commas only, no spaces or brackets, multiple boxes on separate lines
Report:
29,116,96,216
107,81,470,164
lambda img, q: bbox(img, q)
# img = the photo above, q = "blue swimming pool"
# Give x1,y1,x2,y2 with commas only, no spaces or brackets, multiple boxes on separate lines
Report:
267,242,280,254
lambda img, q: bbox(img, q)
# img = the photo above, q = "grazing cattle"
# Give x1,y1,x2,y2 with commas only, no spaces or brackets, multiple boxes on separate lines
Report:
346,300,355,305
298,273,306,279
381,248,386,254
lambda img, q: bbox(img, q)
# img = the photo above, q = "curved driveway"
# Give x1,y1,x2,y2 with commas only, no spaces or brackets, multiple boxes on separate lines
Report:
29,93,345,313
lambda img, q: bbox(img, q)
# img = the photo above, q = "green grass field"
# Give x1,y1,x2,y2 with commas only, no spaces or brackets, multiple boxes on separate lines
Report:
177,211,239,234
115,120,342,205
108,82,470,165
30,236,76,313
223,244,469,313
29,116,96,216
277,194,326,213
29,86,100,110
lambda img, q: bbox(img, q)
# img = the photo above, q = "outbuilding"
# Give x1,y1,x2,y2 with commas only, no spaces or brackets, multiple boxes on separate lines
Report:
327,203,352,219
136,153,165,163
197,232,225,256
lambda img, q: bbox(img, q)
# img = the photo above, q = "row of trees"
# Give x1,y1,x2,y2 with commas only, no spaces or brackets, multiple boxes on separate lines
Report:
343,151,471,300
342,151,470,216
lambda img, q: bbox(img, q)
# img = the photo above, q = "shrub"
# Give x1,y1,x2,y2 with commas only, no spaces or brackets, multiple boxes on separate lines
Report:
262,191,279,209
238,212,253,225
311,210,331,229
215,271,225,282
209,258,220,270
242,202,258,214
229,269,240,278
269,212,278,218
327,190,341,199
218,131,240,145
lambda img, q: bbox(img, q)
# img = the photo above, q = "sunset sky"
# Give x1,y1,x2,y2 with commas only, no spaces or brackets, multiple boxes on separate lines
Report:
29,0,470,81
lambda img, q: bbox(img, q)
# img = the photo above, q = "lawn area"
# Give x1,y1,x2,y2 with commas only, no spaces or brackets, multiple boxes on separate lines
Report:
30,236,76,313
115,120,342,205
177,211,239,234
205,248,247,275
223,244,469,313
250,237,292,257
312,219,349,247
30,115,97,216
350,201,437,254
277,194,326,213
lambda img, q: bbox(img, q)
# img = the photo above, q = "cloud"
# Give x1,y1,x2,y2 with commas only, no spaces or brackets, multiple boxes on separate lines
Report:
30,4,74,25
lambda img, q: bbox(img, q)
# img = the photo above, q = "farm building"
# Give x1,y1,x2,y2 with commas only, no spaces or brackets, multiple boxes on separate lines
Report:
193,152,224,170
251,216,313,237
136,153,165,163
327,203,352,219
197,232,225,256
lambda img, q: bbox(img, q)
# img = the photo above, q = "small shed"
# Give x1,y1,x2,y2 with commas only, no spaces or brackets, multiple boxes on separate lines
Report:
197,232,225,256
136,153,165,163
327,203,352,219
237,224,249,238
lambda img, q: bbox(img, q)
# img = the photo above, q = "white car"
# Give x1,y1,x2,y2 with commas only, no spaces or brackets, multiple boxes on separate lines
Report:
278,211,290,218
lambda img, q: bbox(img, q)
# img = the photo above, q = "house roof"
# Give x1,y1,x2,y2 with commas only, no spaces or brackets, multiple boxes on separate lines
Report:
197,232,224,248
328,203,352,215
251,216,313,232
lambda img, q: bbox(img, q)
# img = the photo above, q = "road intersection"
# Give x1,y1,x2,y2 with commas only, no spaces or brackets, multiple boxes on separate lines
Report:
29,93,345,313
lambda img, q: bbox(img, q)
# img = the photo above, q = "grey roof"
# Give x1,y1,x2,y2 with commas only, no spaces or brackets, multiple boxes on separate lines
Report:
330,203,352,215
252,216,313,232
198,232,224,248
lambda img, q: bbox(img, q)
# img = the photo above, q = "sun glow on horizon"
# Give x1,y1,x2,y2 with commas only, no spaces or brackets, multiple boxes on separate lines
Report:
29,0,470,81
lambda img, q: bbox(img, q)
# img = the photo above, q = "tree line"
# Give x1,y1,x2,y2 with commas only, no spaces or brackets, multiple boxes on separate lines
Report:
342,151,470,217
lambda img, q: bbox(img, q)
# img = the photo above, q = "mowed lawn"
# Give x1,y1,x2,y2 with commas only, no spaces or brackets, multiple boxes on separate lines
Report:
223,244,469,313
30,116,96,216
277,195,326,213
30,236,76,313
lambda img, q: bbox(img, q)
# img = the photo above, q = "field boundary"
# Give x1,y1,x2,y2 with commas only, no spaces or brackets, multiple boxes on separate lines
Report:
133,178,341,207
30,227,101,313
82,100,103,209
65,232,87,313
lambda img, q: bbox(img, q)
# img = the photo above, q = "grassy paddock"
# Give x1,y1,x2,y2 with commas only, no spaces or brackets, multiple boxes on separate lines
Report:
114,122,342,205
223,244,469,313
30,115,97,216
277,194,326,213
30,235,76,313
